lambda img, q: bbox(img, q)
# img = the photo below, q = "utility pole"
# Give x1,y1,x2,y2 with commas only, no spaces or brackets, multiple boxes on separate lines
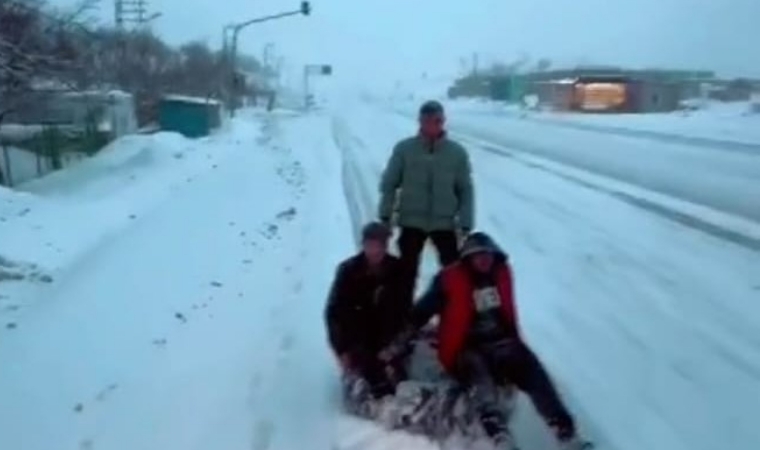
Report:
224,2,311,116
115,0,160,29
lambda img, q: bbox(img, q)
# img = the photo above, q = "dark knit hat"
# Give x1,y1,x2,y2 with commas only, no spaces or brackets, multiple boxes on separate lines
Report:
361,221,391,242
419,100,444,116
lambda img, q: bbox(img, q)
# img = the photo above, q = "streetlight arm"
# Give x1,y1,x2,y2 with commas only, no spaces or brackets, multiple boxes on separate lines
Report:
232,9,301,32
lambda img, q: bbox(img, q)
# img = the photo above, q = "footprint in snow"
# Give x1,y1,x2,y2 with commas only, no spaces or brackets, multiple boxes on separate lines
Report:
251,418,275,450
279,334,295,352
95,384,119,402
79,439,94,449
210,281,223,288
175,312,187,323
260,223,279,239
275,207,297,221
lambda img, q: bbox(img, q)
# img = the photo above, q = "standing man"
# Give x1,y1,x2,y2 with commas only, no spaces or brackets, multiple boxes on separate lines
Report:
378,100,475,296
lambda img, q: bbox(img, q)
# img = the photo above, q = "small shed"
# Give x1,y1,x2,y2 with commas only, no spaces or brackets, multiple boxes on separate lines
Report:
488,75,527,102
158,95,222,138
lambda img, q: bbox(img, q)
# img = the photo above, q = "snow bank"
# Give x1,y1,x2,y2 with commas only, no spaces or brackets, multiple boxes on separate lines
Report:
0,109,358,450
0,124,259,320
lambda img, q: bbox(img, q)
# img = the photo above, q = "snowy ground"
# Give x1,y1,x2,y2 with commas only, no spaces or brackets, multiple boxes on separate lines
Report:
2,100,759,450
335,100,760,450
0,109,354,450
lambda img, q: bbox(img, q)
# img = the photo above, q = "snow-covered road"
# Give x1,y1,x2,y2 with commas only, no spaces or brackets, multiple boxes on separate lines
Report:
393,102,760,222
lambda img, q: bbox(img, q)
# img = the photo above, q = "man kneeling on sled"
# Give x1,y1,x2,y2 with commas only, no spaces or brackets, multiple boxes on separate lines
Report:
324,222,410,410
381,232,590,450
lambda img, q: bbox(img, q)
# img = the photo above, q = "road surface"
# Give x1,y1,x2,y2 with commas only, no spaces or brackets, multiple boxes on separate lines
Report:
393,104,760,222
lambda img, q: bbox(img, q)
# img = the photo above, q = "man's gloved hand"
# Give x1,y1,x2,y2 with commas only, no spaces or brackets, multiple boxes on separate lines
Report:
337,353,354,373
378,326,416,363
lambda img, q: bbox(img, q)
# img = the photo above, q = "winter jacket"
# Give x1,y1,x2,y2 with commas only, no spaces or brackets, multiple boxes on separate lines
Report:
409,236,519,372
378,133,474,232
325,253,410,355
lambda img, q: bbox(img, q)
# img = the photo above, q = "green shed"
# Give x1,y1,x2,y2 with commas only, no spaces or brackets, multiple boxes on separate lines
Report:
488,75,528,103
158,95,222,138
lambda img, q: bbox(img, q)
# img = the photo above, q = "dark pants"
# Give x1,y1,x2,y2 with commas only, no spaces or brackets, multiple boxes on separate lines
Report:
397,227,459,298
350,347,398,399
454,341,575,438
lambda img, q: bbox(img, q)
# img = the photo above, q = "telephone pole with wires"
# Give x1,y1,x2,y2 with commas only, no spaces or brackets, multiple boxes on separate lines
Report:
115,0,160,29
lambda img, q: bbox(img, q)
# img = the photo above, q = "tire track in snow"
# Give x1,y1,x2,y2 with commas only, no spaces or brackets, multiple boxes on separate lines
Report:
457,137,760,253
455,108,760,156
331,116,380,245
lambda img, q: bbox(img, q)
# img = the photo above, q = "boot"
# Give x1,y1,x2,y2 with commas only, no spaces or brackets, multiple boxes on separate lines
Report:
550,420,593,450
481,412,517,449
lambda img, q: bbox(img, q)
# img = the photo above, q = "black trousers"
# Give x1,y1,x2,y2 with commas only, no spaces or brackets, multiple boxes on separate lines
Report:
350,347,399,399
454,341,575,438
397,227,459,298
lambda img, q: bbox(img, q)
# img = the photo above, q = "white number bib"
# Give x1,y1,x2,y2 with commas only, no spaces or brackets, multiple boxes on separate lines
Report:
473,286,501,312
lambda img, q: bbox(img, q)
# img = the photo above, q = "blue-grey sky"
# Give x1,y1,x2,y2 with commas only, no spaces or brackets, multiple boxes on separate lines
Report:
55,0,760,91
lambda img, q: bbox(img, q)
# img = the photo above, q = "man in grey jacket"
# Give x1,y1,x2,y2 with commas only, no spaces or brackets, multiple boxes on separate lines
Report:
378,100,475,297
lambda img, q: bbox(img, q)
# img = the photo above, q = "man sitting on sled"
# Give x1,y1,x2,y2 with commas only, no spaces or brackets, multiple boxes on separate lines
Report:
380,232,590,450
324,221,410,409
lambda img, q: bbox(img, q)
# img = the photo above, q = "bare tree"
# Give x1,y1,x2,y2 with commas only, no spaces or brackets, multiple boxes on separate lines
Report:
0,0,101,123
1,0,262,127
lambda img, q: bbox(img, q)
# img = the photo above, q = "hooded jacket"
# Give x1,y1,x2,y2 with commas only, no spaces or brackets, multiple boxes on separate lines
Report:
409,233,519,371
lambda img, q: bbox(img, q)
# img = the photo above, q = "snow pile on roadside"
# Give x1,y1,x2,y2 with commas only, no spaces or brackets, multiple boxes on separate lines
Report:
0,123,259,316
0,110,356,450
20,131,198,196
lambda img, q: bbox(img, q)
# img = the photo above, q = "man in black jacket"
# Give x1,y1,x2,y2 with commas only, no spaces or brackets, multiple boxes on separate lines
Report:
324,221,410,399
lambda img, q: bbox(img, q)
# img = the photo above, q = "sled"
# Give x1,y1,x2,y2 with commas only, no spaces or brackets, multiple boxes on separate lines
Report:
340,324,518,446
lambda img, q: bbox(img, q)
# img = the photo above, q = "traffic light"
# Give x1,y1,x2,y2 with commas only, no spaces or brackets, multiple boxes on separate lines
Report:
300,1,310,15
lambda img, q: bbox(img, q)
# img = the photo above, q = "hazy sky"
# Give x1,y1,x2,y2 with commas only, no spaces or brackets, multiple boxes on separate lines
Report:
55,0,760,91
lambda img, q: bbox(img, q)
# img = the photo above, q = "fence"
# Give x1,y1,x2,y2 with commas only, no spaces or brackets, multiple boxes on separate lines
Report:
0,90,137,187
0,124,107,187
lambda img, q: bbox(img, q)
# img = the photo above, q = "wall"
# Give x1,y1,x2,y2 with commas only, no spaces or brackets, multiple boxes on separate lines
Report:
628,81,681,112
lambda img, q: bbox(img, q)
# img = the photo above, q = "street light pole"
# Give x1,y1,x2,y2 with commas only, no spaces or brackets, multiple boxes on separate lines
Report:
225,2,311,116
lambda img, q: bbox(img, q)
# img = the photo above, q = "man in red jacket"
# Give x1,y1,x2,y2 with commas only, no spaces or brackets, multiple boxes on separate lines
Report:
382,232,587,449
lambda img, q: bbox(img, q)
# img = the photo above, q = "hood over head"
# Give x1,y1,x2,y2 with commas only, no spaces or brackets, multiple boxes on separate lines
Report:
459,231,508,264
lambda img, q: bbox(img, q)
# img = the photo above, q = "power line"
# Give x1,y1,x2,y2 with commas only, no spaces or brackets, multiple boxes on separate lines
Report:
115,0,155,29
